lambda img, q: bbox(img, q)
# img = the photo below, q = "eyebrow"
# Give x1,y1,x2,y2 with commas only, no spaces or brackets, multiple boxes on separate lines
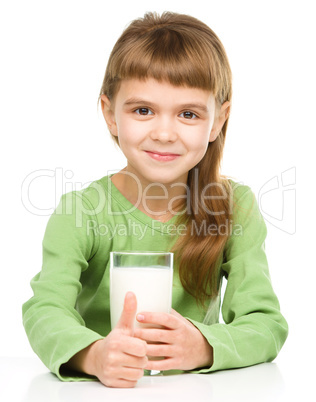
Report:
123,98,156,108
123,97,209,113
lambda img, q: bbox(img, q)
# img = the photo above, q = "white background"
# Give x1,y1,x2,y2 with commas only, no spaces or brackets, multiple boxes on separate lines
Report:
1,0,315,389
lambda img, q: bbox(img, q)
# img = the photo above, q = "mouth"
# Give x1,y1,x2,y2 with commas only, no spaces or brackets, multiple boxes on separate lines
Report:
144,150,181,162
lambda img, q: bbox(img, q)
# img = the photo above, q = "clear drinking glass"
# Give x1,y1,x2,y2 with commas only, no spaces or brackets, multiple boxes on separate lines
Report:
110,251,174,376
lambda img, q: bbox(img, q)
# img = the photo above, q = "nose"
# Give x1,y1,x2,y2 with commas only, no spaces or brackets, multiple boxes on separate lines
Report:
149,116,178,143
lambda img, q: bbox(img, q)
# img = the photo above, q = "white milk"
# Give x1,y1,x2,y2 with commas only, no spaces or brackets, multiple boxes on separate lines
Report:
110,266,173,329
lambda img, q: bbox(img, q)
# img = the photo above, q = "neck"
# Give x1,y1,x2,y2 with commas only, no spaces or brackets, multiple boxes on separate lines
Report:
111,168,188,222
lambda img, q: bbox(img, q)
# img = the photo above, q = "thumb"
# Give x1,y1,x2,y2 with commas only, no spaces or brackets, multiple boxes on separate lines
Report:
116,291,137,334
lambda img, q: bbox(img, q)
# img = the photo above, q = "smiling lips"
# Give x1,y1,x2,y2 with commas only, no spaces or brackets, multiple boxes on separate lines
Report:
145,150,181,162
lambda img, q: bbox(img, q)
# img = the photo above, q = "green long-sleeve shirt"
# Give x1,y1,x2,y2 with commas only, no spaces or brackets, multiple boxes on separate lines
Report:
22,175,288,381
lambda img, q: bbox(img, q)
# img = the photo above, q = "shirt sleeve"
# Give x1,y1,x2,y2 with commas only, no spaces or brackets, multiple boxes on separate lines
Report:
22,191,104,381
187,184,289,373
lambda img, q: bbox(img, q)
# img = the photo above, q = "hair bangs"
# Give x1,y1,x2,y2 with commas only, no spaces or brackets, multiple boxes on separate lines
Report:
103,20,225,101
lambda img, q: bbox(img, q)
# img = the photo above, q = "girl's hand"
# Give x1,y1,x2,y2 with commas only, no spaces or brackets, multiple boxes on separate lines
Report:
134,309,213,372
67,292,148,388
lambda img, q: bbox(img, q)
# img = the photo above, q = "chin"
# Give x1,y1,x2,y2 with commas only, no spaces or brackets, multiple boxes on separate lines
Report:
145,172,187,186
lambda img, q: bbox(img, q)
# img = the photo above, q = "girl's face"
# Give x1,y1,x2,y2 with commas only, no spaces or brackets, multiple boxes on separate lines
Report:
101,78,229,186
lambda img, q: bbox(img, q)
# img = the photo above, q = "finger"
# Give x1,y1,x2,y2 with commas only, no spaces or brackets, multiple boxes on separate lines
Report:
102,372,140,389
136,312,180,329
124,342,148,358
124,355,148,370
146,343,172,357
134,328,169,344
103,378,138,389
118,334,148,357
102,366,144,387
145,357,175,372
116,292,137,333
119,366,145,381
170,308,186,321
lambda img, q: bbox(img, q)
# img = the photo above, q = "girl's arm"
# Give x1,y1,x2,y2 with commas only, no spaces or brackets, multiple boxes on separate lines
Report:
22,189,147,387
189,185,289,372
22,191,104,381
134,185,288,372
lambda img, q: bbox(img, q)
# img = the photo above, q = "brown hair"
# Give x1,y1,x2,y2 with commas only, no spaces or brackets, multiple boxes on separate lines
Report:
99,11,233,307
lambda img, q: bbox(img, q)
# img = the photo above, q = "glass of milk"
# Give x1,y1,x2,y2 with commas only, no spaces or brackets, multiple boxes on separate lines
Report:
110,251,173,375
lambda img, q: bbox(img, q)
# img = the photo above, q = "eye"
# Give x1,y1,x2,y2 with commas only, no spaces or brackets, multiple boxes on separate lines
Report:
135,108,153,116
180,111,198,119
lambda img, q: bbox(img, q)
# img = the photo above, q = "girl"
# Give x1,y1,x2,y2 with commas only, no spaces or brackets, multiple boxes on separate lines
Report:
22,12,288,388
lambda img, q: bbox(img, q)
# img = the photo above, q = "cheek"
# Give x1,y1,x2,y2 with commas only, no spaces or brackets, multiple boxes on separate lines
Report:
116,117,145,144
184,127,211,152
194,145,209,164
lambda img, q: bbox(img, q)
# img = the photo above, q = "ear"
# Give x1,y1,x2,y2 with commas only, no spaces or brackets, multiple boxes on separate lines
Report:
100,94,118,137
209,101,231,142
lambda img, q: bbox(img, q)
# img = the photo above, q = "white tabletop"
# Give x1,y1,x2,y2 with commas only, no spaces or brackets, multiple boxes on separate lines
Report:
0,356,312,402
